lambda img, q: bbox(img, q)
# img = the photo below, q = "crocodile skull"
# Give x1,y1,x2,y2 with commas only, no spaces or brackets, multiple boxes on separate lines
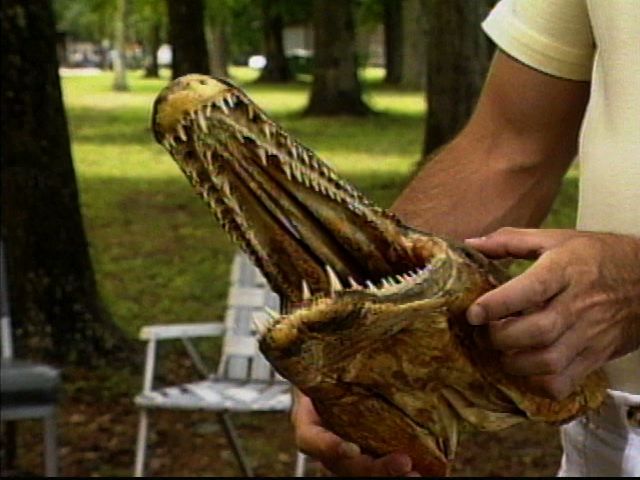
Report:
152,74,607,475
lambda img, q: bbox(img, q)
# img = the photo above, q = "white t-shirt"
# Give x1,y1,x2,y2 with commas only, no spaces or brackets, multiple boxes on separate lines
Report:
482,0,640,394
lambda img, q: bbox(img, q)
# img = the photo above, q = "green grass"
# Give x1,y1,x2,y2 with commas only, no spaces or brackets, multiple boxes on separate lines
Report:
62,67,577,339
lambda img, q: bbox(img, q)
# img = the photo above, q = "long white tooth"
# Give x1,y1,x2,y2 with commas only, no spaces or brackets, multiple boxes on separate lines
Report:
225,95,235,108
257,147,267,166
217,99,229,114
302,280,311,300
381,278,392,288
247,104,255,119
222,179,231,197
176,124,187,141
292,164,303,182
262,124,272,140
348,277,361,289
265,307,279,320
252,313,269,334
396,275,406,283
205,103,212,116
365,280,377,290
282,162,292,180
325,265,343,294
197,110,208,132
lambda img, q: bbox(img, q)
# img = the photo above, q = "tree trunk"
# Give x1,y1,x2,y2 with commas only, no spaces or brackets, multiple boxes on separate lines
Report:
112,0,129,91
422,0,494,158
205,19,229,78
0,0,134,365
167,0,209,79
383,0,403,85
399,0,427,90
258,0,293,82
305,0,370,116
143,20,161,78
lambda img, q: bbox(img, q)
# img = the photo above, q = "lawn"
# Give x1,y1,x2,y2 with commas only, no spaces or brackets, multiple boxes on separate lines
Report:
14,67,576,477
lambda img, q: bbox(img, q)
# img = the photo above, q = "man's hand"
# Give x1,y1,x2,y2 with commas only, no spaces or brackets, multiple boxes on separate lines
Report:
291,389,419,477
466,228,640,399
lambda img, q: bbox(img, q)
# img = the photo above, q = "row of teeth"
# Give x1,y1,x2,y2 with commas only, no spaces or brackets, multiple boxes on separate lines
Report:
161,95,362,201
252,263,433,335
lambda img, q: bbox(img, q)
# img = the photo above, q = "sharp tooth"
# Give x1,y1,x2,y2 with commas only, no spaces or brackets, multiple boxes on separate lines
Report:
217,99,229,114
292,164,303,182
252,313,269,335
282,162,292,180
264,307,279,320
225,95,235,108
302,280,311,300
205,103,212,116
348,277,361,289
197,110,208,132
257,147,267,166
247,104,255,119
381,278,392,288
222,179,231,197
262,124,272,140
176,124,187,141
365,280,377,290
396,275,405,283
325,265,343,294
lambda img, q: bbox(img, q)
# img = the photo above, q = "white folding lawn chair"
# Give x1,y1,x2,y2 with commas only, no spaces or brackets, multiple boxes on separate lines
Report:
133,251,307,477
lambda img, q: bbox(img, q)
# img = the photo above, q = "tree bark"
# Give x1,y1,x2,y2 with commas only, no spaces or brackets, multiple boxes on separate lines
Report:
167,0,209,79
112,0,129,91
383,0,403,85
258,0,293,82
143,19,161,78
421,0,494,158
399,0,427,90
305,0,370,116
0,0,133,365
205,19,229,78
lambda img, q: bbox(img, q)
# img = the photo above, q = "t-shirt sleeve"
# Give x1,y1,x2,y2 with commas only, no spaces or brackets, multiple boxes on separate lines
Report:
482,0,595,81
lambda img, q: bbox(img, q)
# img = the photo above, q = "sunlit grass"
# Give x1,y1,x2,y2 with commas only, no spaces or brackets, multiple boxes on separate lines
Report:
61,67,576,338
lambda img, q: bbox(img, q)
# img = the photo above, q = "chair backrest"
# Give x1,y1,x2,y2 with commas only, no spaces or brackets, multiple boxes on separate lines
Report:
217,252,284,382
1,240,14,360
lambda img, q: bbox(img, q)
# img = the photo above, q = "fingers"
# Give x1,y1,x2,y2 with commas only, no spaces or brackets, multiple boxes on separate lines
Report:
526,348,593,400
465,227,572,259
488,308,568,351
292,392,416,476
467,252,566,324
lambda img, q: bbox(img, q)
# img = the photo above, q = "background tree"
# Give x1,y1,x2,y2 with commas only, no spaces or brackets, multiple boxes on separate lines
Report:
306,0,370,116
383,0,403,85
399,0,427,90
133,0,167,78
112,0,129,90
167,0,209,78
0,0,132,364
422,0,495,158
258,0,293,82
204,0,230,78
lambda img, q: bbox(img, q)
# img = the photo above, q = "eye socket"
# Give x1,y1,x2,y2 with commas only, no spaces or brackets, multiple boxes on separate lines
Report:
199,79,208,85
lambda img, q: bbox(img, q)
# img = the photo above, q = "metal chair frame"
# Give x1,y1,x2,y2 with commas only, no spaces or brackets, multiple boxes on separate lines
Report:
133,252,306,477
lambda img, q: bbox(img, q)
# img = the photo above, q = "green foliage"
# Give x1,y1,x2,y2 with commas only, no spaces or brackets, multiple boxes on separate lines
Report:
61,68,578,338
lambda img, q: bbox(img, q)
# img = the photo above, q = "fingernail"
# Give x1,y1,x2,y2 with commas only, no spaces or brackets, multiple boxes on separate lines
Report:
389,456,412,476
338,441,360,458
467,304,486,325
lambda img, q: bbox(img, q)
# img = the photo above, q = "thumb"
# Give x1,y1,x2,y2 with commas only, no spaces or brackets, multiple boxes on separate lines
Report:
465,227,570,260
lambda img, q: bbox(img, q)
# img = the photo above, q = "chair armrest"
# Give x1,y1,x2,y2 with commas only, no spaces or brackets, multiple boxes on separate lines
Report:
139,322,225,341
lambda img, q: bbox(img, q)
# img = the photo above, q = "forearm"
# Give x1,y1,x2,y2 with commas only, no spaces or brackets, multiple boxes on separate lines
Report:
392,51,589,241
391,129,570,240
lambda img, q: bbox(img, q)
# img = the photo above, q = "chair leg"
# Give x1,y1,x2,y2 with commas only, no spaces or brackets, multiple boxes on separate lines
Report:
134,409,149,477
43,412,58,477
2,421,17,473
218,412,254,477
294,451,307,477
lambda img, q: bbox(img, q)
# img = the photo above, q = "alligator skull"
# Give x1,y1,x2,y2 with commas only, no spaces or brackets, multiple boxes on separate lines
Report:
152,74,607,475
